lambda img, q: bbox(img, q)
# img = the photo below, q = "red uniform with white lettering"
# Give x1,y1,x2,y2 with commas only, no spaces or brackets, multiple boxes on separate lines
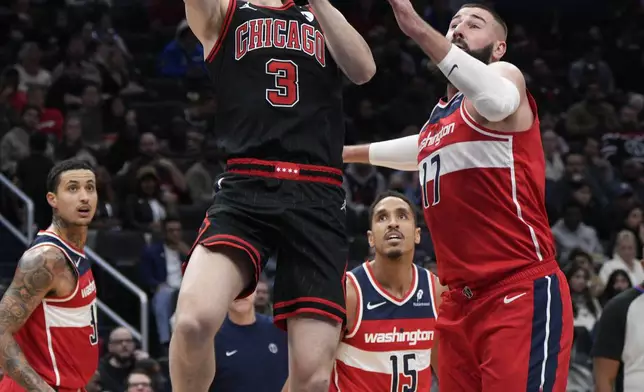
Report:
0,231,99,392
416,93,573,391
330,262,437,392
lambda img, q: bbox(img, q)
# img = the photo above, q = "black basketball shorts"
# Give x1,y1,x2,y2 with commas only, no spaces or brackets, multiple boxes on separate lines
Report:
186,158,349,330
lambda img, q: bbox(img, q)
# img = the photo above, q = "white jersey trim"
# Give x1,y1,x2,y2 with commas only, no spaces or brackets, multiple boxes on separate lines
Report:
42,302,62,386
459,100,543,261
336,341,431,374
425,270,438,318
364,263,419,306
44,300,94,328
37,231,86,258
345,272,363,339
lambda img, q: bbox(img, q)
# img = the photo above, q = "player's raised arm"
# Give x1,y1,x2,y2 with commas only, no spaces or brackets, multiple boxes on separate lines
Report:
387,0,525,124
0,247,68,392
184,0,230,56
343,135,419,171
307,0,376,85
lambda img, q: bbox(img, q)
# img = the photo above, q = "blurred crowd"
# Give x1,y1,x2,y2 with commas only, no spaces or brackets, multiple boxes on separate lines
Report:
1,0,644,390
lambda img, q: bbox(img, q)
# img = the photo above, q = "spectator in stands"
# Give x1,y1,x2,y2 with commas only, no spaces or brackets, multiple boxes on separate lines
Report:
566,262,602,333
567,248,604,297
51,35,101,84
566,83,620,140
13,42,51,93
552,202,603,261
99,327,147,392
592,282,644,392
126,369,154,392
1,67,25,115
123,166,173,231
25,85,64,140
570,179,605,236
543,129,565,181
121,132,188,202
343,162,387,214
158,20,204,78
14,132,54,229
139,216,188,352
600,230,644,286
0,104,40,175
77,82,104,146
254,276,272,317
55,113,98,165
92,166,120,229
0,69,20,136
105,108,141,173
568,47,615,95
600,269,633,306
184,143,223,205
133,358,168,392
211,288,288,392
94,11,131,60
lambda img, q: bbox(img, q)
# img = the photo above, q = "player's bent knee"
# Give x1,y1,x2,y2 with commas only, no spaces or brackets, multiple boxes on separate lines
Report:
173,311,222,342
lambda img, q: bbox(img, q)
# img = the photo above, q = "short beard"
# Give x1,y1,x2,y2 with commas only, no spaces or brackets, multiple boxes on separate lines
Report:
385,249,403,259
428,42,495,83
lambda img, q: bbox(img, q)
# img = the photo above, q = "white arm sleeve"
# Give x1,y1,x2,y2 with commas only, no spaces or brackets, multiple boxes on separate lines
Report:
437,45,521,122
368,135,418,171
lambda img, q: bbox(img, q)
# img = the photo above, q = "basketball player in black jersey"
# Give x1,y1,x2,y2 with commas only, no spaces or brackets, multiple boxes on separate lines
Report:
170,0,375,391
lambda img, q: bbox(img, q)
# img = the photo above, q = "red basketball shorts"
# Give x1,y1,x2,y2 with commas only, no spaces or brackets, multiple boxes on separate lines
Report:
436,264,573,392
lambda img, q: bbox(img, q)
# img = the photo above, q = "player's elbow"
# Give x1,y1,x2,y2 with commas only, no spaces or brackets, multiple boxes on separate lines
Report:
471,80,521,122
349,61,376,85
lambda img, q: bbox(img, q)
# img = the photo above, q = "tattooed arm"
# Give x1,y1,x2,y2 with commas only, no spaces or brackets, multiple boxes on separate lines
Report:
0,247,70,392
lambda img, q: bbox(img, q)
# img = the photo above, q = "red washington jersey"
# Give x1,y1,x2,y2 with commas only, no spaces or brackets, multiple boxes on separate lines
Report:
417,92,555,289
1,231,99,391
331,262,438,392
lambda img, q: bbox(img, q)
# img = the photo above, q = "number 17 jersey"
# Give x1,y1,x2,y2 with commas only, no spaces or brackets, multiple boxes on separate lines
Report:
416,92,555,290
206,0,344,168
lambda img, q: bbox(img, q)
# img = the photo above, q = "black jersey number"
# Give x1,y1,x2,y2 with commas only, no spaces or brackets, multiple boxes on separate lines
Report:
421,154,441,208
265,59,299,107
390,353,418,392
89,302,99,345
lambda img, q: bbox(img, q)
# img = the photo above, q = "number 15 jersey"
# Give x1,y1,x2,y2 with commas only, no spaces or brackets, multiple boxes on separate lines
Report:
331,262,438,392
416,92,555,290
206,0,345,168
9,231,98,390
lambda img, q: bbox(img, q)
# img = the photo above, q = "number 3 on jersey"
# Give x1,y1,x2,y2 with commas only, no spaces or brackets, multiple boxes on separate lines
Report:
420,154,441,208
390,353,417,392
265,59,299,107
89,302,99,345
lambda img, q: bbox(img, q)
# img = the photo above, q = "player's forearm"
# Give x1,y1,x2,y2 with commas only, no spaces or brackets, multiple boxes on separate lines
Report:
594,379,614,392
369,135,418,171
308,0,375,85
0,333,50,391
343,135,419,171
392,5,451,63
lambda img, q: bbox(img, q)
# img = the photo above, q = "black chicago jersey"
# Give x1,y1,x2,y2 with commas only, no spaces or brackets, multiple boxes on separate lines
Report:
207,0,344,168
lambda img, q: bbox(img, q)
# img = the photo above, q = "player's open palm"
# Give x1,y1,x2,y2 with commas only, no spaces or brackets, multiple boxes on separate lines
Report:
387,0,423,37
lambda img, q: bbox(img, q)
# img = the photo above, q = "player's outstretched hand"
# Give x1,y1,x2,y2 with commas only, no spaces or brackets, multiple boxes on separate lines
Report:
387,0,422,37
